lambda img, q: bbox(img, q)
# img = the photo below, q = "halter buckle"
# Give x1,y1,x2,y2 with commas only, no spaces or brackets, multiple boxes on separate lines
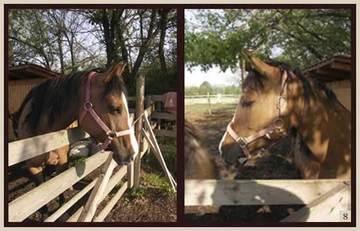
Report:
107,131,117,139
84,102,93,111
237,137,247,149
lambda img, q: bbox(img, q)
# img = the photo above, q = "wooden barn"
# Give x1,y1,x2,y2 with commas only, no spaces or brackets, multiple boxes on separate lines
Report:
8,63,60,141
303,54,351,111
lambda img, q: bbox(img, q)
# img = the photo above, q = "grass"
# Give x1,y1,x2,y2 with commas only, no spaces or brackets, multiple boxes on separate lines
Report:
185,103,237,116
122,134,176,201
142,136,176,176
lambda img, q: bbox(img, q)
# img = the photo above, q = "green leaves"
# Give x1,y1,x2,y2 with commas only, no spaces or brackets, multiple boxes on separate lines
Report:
185,9,351,71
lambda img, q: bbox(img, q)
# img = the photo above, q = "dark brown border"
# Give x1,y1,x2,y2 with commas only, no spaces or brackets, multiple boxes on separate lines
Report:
176,7,185,224
3,3,357,228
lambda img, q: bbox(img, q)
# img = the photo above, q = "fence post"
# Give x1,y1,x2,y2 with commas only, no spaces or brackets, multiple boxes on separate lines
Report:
207,92,212,115
134,74,145,187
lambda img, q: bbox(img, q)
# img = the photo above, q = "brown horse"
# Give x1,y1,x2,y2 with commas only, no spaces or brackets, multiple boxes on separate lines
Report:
14,63,139,203
185,120,233,179
219,52,351,179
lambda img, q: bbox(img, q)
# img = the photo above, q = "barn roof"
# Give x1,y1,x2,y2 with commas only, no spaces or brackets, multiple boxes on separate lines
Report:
303,54,351,82
9,63,60,80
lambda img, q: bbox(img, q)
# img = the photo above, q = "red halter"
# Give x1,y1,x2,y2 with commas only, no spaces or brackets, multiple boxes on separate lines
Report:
79,72,134,150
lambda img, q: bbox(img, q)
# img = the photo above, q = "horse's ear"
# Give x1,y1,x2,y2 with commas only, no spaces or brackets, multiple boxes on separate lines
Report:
103,63,127,83
242,50,281,81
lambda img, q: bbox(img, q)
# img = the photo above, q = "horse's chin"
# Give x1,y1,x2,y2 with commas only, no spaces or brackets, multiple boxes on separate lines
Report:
112,154,130,165
110,149,132,165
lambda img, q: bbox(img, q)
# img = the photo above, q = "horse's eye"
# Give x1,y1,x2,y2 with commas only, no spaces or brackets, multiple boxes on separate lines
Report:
109,106,122,114
240,98,254,107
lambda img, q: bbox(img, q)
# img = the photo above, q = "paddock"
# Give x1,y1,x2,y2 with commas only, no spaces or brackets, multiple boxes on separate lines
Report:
7,75,177,223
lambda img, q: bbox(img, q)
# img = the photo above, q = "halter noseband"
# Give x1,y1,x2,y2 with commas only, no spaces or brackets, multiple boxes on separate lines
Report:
225,70,289,161
79,72,134,150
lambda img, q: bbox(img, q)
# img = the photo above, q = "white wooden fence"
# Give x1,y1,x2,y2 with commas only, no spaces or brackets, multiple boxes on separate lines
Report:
185,179,351,222
185,94,239,105
8,108,176,222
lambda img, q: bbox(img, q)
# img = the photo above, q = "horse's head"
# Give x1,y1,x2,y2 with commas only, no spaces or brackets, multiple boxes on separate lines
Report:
219,52,295,165
79,63,139,164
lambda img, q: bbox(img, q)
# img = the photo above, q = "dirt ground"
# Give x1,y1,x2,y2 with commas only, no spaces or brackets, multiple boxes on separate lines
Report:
185,103,302,224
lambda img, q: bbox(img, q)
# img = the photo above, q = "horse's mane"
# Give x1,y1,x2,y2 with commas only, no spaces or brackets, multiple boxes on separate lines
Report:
242,59,338,107
15,67,127,133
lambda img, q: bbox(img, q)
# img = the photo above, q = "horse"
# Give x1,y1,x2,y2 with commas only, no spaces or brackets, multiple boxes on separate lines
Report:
13,63,139,216
185,120,233,179
218,51,351,179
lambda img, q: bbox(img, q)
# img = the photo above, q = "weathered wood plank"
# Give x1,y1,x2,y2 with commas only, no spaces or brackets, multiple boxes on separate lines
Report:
9,151,111,222
78,155,117,222
9,127,89,166
45,177,98,222
134,74,145,188
142,115,176,191
66,165,127,222
185,179,350,206
93,182,128,222
67,207,83,222
281,182,351,222
127,161,134,188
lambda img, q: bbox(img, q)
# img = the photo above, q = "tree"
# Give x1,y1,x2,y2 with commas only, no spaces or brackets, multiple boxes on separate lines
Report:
199,81,213,94
9,8,177,92
185,9,351,71
86,9,177,81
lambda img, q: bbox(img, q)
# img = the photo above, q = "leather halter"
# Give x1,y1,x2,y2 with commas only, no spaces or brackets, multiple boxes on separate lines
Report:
79,72,134,150
225,71,289,160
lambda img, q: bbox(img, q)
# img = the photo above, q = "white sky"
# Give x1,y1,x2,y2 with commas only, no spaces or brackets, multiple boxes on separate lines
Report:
185,66,241,87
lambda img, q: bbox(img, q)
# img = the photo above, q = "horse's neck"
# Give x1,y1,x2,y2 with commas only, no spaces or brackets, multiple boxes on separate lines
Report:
292,90,351,178
39,104,80,135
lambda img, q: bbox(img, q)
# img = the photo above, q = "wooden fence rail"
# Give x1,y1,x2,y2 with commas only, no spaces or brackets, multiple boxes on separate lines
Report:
9,151,112,222
9,127,89,166
185,179,350,206
185,179,351,222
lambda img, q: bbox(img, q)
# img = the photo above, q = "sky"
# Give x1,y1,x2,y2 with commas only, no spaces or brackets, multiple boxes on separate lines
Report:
185,66,241,87
184,9,284,87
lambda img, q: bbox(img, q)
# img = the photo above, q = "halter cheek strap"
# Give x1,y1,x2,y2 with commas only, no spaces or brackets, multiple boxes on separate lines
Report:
225,70,289,161
79,72,134,150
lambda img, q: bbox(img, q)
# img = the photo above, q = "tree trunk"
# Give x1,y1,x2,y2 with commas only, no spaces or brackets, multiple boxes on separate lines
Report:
102,10,112,67
158,9,169,73
57,31,65,75
130,10,160,79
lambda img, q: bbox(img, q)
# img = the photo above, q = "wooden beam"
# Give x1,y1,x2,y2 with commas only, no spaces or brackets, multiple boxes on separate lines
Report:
330,62,351,72
67,207,83,222
93,182,128,222
127,161,134,188
45,177,98,222
185,179,350,206
78,155,117,222
134,74,145,188
282,182,351,222
66,165,127,222
9,127,89,166
9,151,111,222
142,116,176,191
